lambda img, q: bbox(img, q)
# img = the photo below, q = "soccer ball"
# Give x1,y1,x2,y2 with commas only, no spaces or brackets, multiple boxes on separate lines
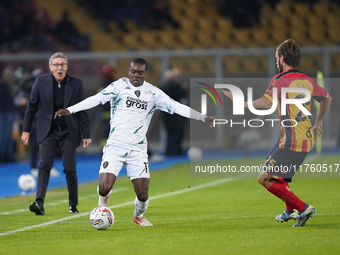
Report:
187,147,203,161
18,174,36,191
90,206,114,230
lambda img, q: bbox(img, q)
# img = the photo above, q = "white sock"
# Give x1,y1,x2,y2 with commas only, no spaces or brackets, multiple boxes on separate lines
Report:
97,186,112,207
134,197,149,218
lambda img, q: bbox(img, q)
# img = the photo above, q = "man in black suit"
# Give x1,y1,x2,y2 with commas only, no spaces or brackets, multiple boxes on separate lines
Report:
161,68,187,156
21,52,92,215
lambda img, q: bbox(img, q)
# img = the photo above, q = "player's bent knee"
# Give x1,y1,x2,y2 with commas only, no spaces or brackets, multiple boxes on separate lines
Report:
257,176,275,189
257,176,267,186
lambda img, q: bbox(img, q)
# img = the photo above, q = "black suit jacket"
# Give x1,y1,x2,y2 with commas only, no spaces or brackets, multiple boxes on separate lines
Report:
23,74,91,147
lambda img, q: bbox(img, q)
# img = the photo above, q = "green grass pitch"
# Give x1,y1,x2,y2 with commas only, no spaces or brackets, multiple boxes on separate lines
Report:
0,155,339,255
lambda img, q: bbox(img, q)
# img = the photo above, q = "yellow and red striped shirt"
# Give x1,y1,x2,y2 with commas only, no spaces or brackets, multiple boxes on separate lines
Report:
263,69,329,152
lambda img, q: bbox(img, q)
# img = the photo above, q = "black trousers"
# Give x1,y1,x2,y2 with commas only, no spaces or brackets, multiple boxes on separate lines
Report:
36,129,78,207
163,114,186,156
29,127,39,169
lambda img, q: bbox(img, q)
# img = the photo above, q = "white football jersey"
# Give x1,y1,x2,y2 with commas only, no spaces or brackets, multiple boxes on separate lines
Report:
67,77,205,153
98,77,183,151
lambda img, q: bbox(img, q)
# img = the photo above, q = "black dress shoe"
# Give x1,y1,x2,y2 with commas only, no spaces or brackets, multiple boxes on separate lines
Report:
69,206,78,213
29,202,45,215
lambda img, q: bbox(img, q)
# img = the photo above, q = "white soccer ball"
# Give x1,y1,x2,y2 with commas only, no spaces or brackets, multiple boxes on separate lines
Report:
90,206,114,230
187,147,203,161
18,174,36,191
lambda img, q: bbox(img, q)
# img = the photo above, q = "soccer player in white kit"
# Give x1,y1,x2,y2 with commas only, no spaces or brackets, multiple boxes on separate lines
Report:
55,58,214,226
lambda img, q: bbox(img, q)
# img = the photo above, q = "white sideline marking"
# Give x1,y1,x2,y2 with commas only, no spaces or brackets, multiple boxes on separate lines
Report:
0,178,237,236
0,187,128,216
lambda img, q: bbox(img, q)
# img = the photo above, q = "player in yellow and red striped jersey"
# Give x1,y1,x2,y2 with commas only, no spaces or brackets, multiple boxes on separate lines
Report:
264,69,329,152
223,39,332,227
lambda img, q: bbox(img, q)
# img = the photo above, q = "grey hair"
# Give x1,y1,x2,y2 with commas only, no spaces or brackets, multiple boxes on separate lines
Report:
49,52,68,65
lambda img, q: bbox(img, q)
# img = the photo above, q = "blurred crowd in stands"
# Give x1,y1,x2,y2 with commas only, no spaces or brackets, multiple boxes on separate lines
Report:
0,0,90,53
0,64,42,164
0,67,17,163
1,0,340,52
75,0,180,32
0,0,51,52
218,0,325,28
219,0,274,28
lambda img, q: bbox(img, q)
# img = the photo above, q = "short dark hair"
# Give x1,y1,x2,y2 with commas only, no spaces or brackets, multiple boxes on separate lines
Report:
130,58,148,71
277,39,301,69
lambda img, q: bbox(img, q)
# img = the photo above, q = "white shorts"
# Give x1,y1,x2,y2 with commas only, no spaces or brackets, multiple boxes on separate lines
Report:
99,147,150,180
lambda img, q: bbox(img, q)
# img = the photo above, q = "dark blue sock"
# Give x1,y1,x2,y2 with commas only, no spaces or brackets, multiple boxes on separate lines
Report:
298,203,309,214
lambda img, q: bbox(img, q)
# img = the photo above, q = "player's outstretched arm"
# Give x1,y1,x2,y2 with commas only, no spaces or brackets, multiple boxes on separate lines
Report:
55,94,102,119
204,116,219,128
222,90,233,101
171,103,218,128
313,95,332,136
222,90,272,109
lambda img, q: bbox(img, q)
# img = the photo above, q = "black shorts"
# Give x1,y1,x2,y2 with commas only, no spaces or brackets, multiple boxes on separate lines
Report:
263,141,309,182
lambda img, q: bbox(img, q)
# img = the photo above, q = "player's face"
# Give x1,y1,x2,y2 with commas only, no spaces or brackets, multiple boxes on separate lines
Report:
275,51,283,73
49,57,68,83
128,62,147,87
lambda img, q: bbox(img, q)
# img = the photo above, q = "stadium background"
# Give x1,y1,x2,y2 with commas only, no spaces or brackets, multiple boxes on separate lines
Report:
1,0,339,162
1,2,340,253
